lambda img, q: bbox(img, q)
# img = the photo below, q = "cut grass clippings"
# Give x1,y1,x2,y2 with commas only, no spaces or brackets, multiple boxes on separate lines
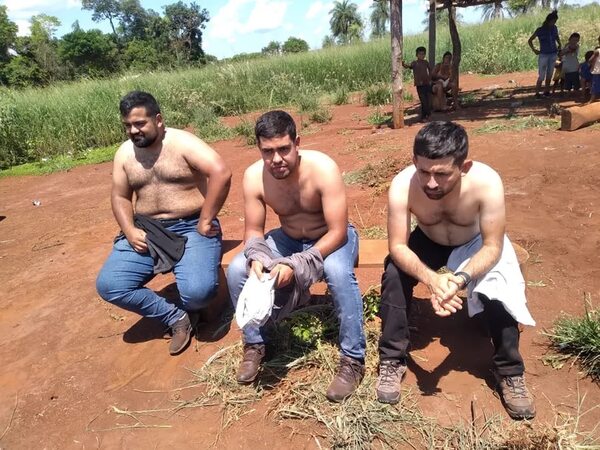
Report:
474,115,559,134
543,294,600,382
344,155,411,194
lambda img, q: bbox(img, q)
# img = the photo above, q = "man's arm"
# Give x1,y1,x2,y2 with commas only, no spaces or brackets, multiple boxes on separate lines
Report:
455,168,505,283
388,170,463,316
182,132,232,236
312,156,348,258
111,147,147,253
242,164,269,279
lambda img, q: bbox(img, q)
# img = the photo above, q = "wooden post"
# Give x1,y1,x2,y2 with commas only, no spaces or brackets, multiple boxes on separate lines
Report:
428,0,436,68
390,0,404,129
448,1,461,109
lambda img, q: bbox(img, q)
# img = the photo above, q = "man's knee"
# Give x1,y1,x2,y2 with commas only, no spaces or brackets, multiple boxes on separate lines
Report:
323,258,354,285
96,269,125,304
179,278,218,311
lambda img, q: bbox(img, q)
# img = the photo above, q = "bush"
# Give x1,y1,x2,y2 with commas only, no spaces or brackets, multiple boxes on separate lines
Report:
364,83,392,106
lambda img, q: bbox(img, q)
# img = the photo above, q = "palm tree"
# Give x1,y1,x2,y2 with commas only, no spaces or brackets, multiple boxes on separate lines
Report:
370,0,389,38
481,0,508,21
422,9,463,31
329,0,363,45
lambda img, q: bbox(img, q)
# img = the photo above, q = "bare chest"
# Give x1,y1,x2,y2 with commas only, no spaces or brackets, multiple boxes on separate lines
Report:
263,181,322,217
412,198,478,228
125,152,195,190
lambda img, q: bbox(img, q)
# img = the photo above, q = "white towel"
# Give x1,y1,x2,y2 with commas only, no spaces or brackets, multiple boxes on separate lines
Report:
235,273,278,330
447,234,536,326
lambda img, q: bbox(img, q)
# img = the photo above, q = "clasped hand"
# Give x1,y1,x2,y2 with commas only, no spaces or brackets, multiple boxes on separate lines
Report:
250,260,294,288
427,272,465,317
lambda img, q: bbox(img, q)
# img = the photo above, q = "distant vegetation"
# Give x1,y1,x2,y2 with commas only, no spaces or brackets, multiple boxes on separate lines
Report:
0,4,598,170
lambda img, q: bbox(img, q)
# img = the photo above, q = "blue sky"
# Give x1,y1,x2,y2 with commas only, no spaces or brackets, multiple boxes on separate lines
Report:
1,0,596,59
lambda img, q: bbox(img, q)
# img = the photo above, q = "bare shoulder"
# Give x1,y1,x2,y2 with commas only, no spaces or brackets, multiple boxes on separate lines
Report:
243,159,264,184
164,127,206,149
300,150,340,174
390,164,416,192
114,140,133,164
468,161,503,188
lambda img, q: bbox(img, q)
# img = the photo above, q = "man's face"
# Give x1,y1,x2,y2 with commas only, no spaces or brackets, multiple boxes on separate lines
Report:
258,134,300,180
443,54,452,64
414,155,465,200
122,107,162,148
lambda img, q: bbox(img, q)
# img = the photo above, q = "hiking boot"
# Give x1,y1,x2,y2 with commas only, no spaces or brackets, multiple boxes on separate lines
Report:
495,373,536,420
169,312,193,355
325,355,365,402
376,359,407,404
236,343,266,384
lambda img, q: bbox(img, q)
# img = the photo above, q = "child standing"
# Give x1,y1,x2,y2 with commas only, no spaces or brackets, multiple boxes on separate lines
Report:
560,32,580,93
580,50,594,100
551,57,563,94
403,47,432,122
589,35,600,104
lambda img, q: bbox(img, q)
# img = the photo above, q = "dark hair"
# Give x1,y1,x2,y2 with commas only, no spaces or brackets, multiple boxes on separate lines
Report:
584,50,594,61
569,32,580,40
413,121,468,166
255,110,297,143
442,51,452,60
119,91,161,117
416,46,426,55
543,10,558,26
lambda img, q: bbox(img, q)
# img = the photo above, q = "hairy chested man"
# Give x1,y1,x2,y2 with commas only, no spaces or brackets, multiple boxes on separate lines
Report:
376,121,536,420
96,91,231,355
227,110,366,401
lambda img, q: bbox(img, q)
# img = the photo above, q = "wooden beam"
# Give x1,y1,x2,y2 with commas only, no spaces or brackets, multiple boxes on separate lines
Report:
390,0,404,129
560,102,600,131
428,0,436,68
448,1,461,109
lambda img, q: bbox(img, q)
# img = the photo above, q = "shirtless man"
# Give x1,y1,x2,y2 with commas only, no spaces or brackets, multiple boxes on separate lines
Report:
376,121,536,420
431,52,455,111
96,91,231,355
227,110,366,401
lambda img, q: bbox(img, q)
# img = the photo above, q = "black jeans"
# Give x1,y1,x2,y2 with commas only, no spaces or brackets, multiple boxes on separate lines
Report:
416,85,431,119
378,227,525,376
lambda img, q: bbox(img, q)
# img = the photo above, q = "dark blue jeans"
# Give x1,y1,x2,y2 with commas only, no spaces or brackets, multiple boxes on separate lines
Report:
227,225,366,361
96,217,222,327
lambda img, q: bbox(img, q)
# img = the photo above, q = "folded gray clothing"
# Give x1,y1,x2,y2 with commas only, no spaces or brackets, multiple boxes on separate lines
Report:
133,214,187,274
243,237,324,320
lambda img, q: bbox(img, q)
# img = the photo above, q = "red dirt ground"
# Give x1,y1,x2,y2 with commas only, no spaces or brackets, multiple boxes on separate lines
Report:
1,71,599,449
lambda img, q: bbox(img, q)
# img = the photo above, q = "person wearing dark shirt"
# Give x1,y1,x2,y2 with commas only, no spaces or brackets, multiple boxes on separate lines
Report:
403,47,432,122
528,11,561,99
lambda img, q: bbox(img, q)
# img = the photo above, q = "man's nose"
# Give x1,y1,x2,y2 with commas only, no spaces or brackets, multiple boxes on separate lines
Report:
427,176,438,189
272,151,282,163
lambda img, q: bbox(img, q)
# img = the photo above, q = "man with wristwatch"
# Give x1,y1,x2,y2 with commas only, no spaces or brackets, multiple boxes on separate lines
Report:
375,121,536,420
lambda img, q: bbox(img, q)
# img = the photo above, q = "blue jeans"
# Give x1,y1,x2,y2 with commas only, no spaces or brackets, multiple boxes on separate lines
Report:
538,52,557,83
96,218,222,327
226,225,366,361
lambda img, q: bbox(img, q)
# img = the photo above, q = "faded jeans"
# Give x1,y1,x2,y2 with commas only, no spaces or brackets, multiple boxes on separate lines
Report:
96,217,221,327
227,225,366,361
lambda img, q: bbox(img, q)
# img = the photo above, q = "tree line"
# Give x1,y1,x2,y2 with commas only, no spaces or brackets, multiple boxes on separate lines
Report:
0,0,561,89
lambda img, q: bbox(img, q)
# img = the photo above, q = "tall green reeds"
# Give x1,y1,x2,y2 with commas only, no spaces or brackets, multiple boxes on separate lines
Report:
1,4,598,169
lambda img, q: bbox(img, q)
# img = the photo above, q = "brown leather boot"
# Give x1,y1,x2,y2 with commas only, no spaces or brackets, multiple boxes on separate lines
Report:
495,373,536,420
325,355,365,402
376,359,407,404
169,312,193,355
236,343,266,384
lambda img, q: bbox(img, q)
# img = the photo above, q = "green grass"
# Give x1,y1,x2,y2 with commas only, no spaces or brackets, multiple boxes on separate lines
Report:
1,4,598,169
0,144,117,177
543,296,600,381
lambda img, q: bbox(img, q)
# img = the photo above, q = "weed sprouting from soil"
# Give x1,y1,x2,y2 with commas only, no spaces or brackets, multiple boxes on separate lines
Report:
232,119,257,146
364,83,392,106
343,155,411,194
543,294,600,381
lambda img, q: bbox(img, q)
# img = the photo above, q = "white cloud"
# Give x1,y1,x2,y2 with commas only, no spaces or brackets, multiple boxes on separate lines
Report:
245,0,288,33
306,1,326,20
15,19,32,36
208,0,288,42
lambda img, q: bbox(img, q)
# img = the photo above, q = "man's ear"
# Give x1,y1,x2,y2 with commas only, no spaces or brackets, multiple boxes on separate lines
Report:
295,136,300,147
460,159,473,174
155,113,164,128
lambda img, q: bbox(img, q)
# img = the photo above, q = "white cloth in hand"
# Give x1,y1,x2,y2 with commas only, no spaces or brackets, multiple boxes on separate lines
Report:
235,273,278,330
